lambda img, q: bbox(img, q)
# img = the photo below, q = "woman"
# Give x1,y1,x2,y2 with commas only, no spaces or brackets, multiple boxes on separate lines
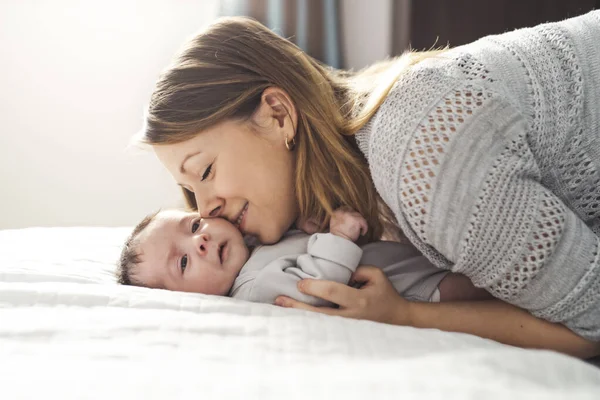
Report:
140,11,600,358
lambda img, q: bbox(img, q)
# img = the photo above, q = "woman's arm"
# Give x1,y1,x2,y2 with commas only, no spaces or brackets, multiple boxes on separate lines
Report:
437,272,493,301
275,266,600,359
407,298,600,359
363,73,600,338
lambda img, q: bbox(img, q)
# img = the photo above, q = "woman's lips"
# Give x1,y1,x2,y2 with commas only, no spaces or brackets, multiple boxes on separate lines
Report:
235,202,249,232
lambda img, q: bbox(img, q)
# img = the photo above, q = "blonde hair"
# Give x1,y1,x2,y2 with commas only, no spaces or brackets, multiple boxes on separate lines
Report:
143,16,443,242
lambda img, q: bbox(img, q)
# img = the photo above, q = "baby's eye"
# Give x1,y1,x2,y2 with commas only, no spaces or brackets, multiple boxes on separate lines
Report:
180,255,188,273
191,220,200,233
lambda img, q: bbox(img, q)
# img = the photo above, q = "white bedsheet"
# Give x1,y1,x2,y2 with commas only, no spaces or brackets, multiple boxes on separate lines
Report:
1,227,599,399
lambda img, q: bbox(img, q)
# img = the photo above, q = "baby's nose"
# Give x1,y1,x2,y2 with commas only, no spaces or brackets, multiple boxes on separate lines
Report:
195,233,210,256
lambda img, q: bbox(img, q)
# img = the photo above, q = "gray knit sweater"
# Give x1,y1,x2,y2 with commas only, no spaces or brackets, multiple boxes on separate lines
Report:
355,10,600,340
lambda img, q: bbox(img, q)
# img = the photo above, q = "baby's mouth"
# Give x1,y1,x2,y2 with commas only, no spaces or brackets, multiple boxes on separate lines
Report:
218,242,225,264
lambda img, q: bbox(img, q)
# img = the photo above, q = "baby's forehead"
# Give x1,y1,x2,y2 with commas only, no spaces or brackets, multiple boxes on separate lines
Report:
134,214,185,282
142,210,194,238
156,209,194,224
134,231,175,289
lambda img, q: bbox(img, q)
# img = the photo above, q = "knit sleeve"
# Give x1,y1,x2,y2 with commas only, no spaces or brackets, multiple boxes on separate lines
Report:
396,83,600,340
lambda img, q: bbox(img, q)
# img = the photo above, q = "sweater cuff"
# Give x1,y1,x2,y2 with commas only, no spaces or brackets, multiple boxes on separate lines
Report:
307,233,363,270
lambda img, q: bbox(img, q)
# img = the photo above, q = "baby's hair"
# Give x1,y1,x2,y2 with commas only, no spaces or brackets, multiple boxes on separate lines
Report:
116,210,160,286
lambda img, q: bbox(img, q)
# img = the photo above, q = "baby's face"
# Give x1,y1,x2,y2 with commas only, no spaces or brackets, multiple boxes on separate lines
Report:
135,210,250,295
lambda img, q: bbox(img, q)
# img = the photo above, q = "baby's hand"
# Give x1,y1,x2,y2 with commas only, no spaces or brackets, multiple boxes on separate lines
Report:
295,216,320,234
329,207,368,242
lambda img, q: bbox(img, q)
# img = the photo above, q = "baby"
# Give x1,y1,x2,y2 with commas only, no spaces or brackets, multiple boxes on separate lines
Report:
117,208,490,305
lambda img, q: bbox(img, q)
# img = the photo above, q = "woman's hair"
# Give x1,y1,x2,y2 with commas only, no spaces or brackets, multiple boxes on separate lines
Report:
142,16,443,242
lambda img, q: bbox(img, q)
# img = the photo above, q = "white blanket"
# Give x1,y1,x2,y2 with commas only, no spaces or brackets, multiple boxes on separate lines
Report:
1,227,599,399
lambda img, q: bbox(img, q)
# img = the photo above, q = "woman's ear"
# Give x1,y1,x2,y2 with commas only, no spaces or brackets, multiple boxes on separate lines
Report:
254,87,298,140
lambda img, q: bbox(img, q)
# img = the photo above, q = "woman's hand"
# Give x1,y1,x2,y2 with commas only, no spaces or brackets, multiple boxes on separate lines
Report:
275,265,412,325
277,268,600,359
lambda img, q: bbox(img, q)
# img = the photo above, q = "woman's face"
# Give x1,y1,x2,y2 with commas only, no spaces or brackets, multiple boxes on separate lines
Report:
153,101,299,244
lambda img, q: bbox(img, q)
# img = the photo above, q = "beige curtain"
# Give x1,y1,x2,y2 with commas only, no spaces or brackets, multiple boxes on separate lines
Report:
220,0,599,67
391,0,412,55
220,0,343,68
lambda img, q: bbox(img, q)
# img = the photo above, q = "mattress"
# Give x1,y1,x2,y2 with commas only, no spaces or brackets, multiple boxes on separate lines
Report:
1,227,600,399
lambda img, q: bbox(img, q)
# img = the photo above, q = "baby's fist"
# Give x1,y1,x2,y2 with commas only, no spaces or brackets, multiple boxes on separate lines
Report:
330,208,368,242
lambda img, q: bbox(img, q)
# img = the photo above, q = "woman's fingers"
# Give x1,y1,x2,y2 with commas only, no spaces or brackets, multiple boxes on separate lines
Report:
275,266,410,326
297,279,360,308
351,265,385,284
274,296,341,315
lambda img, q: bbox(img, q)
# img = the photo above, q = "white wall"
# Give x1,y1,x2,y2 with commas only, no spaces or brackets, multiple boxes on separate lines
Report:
0,0,390,229
0,0,219,228
341,0,392,70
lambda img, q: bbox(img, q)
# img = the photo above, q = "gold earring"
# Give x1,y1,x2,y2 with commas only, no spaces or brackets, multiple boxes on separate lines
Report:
285,136,296,151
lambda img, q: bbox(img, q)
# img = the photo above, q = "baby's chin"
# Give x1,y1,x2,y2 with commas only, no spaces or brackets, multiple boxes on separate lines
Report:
199,278,238,297
235,244,252,268
214,274,241,297
222,242,250,276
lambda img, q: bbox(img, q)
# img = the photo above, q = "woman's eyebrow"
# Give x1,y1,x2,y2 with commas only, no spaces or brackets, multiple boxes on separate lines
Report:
179,151,202,173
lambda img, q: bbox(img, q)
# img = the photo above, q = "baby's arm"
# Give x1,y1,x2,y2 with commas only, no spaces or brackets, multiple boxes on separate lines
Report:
437,273,493,302
248,208,368,305
370,241,491,303
247,233,363,306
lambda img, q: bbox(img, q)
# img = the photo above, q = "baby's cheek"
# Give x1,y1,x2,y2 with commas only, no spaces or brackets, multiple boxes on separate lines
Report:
192,270,235,296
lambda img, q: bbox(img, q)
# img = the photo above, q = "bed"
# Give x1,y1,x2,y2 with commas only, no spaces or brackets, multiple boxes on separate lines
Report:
1,227,600,399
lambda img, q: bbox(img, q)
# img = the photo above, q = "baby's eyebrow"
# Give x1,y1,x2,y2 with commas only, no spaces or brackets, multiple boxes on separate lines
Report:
179,215,189,232
159,243,177,284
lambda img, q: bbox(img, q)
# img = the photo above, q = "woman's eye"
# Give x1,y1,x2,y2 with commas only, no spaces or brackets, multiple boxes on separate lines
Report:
180,255,188,273
201,164,213,181
191,221,200,233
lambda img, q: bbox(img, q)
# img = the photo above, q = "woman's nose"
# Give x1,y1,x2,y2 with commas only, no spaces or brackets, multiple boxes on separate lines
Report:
194,233,210,256
195,194,224,218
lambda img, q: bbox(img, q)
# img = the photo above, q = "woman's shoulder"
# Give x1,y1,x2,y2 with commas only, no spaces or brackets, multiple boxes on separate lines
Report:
358,46,517,156
356,50,486,162
391,48,508,101
392,51,463,96
357,49,523,269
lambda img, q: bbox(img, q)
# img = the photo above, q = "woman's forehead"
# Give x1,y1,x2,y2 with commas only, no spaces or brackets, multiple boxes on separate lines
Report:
153,141,194,166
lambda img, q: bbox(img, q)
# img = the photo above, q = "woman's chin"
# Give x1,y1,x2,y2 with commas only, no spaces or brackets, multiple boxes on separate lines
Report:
258,229,284,245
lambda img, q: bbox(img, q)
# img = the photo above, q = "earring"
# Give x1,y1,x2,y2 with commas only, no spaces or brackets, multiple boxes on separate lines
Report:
285,136,296,151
